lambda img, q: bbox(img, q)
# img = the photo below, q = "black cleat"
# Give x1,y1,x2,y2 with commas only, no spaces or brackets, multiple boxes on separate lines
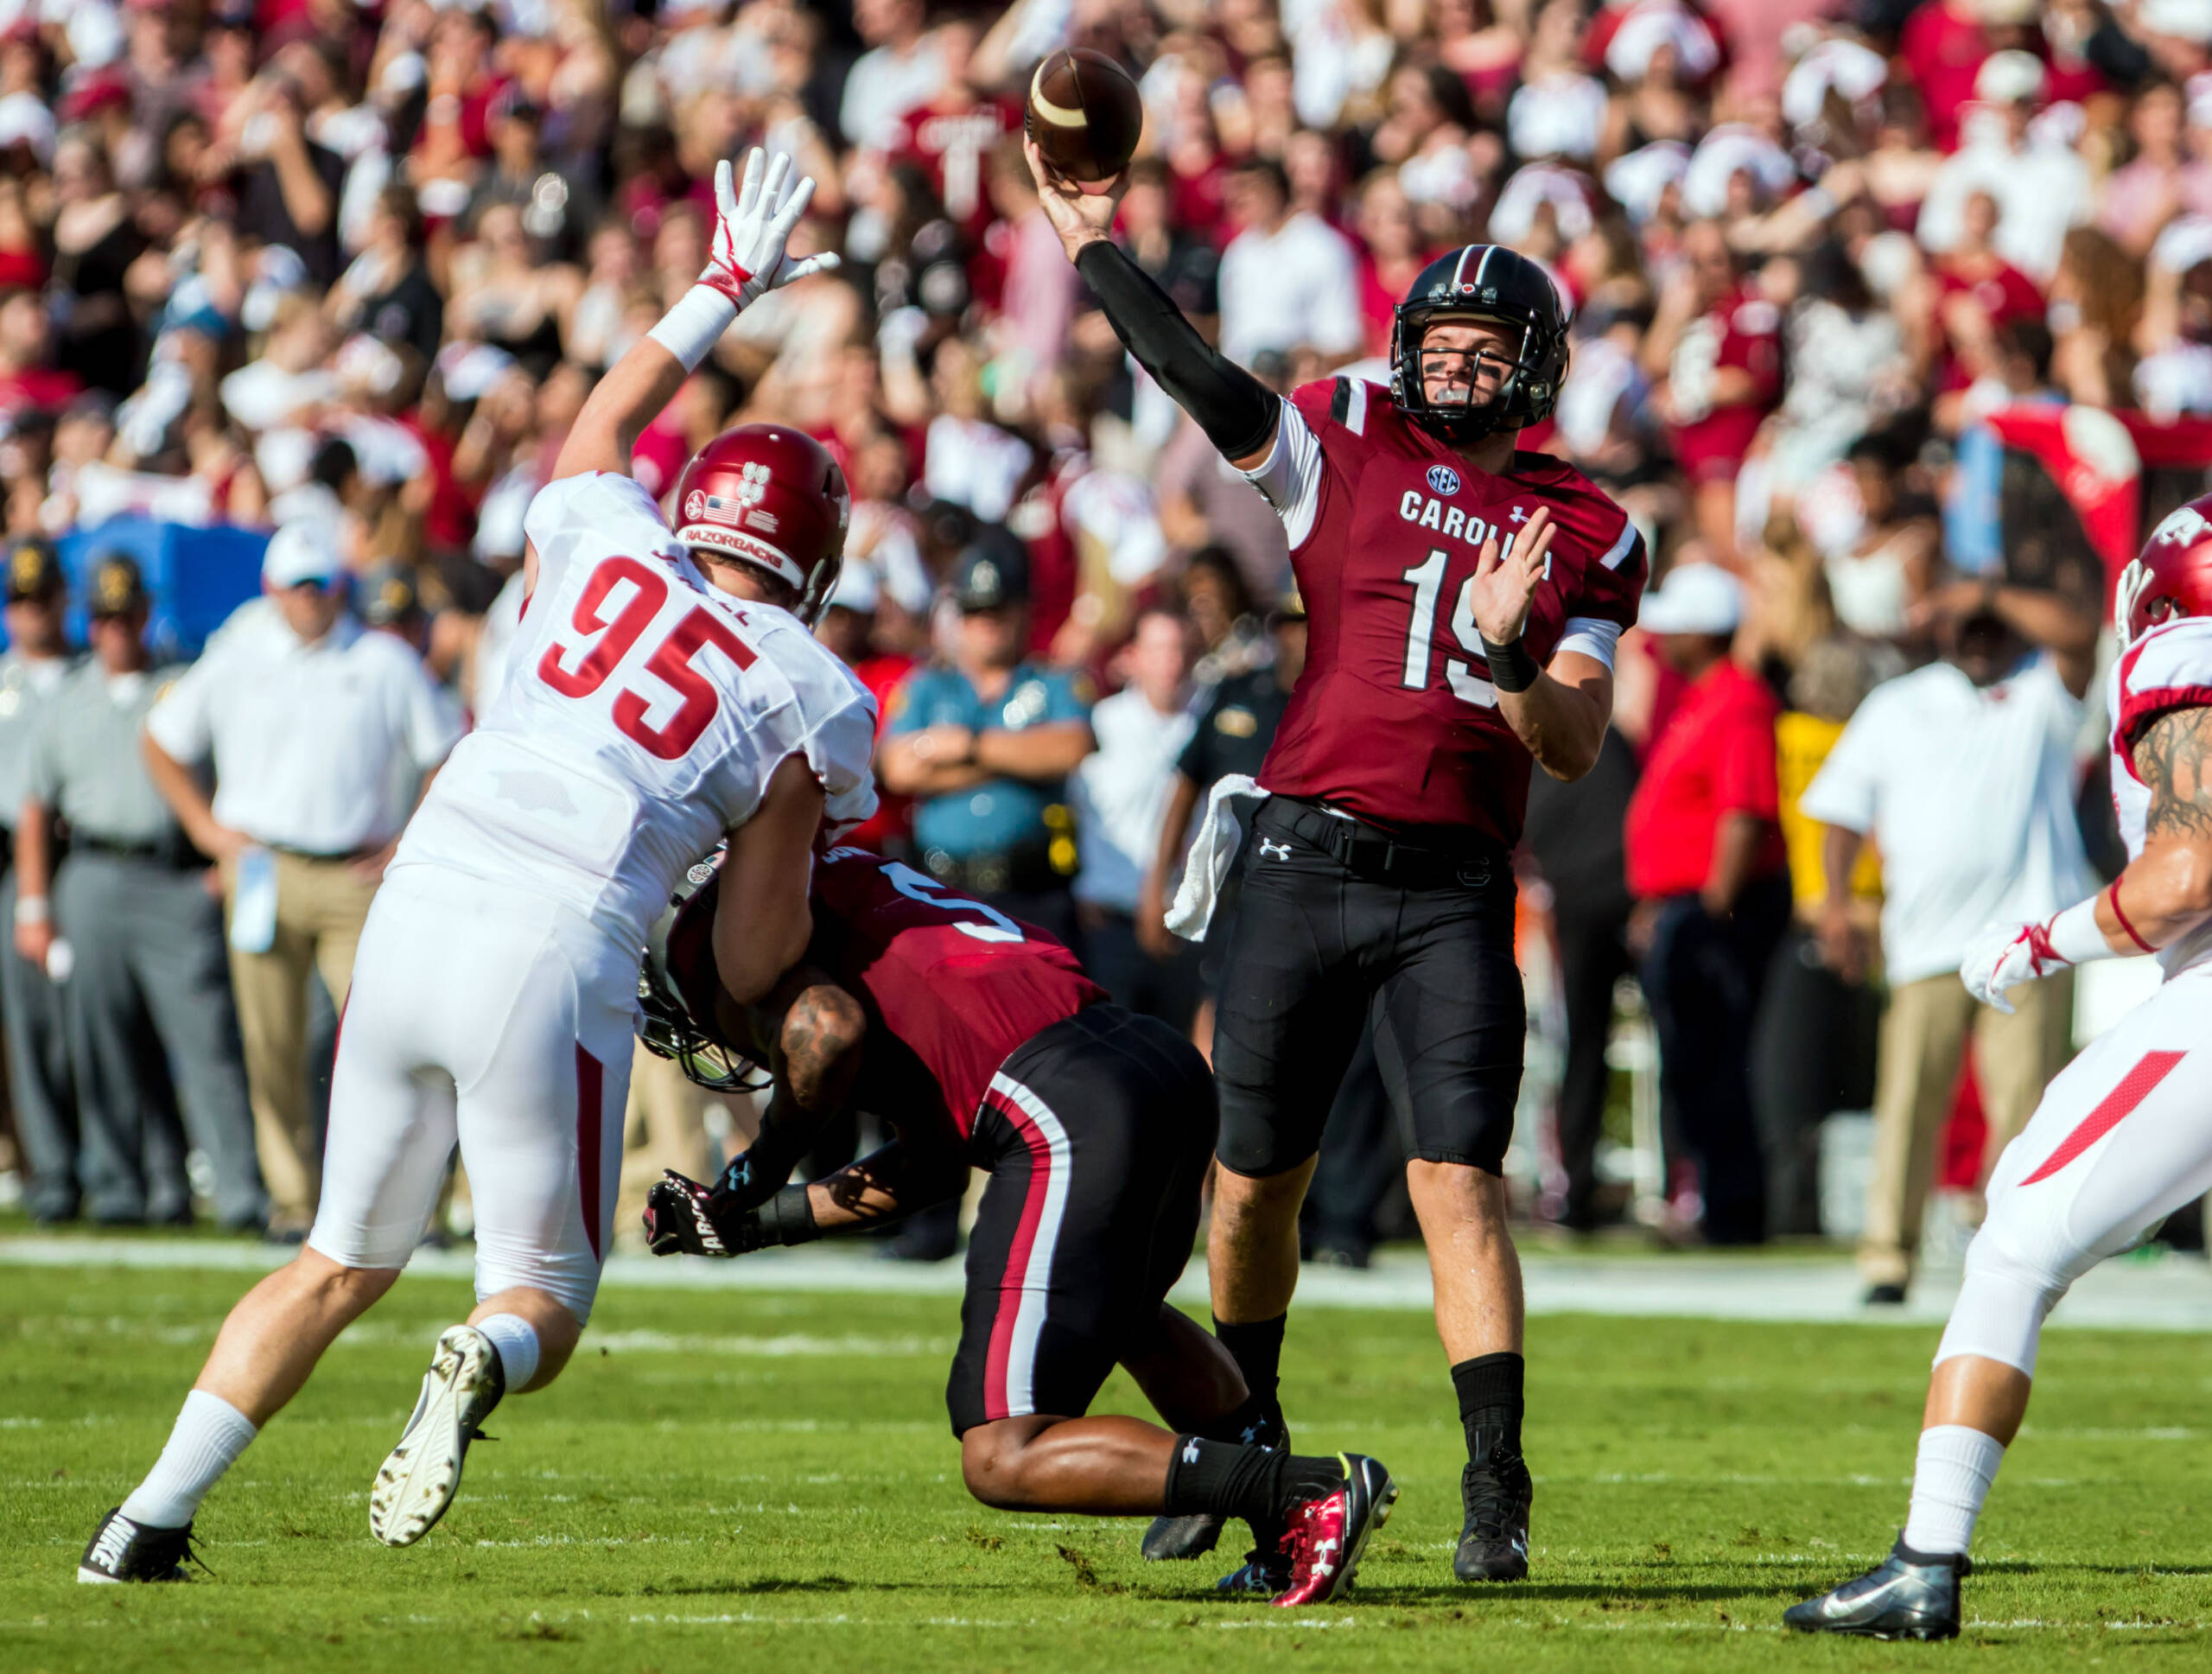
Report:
1217,1546,1293,1595
1143,1410,1288,1563
1864,1283,1908,1306
1144,1513,1224,1562
1784,1537,1967,1639
78,1507,201,1583
1454,1442,1533,1582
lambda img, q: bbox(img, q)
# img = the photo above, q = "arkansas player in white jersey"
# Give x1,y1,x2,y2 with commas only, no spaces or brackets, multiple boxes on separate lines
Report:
80,150,873,1585
1788,494,2212,1640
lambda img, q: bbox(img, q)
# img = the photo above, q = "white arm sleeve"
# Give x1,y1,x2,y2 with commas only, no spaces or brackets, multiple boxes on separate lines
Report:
1239,398,1325,550
1554,616,1623,672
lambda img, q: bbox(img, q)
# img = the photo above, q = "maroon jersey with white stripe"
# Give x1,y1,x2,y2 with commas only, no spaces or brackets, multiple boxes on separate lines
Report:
1259,377,1647,844
807,846,1105,1142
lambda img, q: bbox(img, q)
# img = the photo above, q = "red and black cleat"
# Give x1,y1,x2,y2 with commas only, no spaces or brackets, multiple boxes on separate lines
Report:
1269,1453,1397,1607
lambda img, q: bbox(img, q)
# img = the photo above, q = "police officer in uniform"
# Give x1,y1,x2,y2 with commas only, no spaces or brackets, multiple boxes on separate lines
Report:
16,556,266,1230
0,538,79,1221
878,530,1096,948
874,529,1095,1260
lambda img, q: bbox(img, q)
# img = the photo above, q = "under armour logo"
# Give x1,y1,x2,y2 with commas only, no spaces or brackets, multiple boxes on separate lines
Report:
1181,1438,1202,1465
1259,838,1292,861
1509,505,1529,524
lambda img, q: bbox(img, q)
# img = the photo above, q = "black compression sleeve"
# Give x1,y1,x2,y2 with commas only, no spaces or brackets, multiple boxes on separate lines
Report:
1075,239,1278,461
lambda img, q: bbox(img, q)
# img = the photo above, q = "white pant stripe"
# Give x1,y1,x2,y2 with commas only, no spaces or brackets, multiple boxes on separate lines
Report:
988,1070,1073,1416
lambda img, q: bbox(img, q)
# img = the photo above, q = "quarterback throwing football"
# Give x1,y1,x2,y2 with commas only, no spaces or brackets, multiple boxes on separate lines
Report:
80,152,879,1582
1027,142,1644,1586
1789,496,2212,1639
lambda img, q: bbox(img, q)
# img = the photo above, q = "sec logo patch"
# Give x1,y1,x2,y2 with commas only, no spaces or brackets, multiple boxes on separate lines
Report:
1427,464,1461,497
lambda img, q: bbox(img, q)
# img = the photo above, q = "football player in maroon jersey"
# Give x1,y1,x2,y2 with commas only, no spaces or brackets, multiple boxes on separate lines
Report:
1027,139,1647,1588
637,847,1398,1608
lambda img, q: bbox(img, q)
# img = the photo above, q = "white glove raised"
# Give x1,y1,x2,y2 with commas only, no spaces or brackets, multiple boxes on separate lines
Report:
700,148,839,309
1959,900,2113,1014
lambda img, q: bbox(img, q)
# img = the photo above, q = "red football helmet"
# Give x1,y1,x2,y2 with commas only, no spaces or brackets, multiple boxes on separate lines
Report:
671,423,849,622
2118,492,2212,645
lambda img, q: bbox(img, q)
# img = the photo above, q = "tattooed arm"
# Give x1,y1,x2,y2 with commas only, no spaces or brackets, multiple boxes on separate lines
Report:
2109,703,2212,947
704,970,866,1210
1962,703,2212,1009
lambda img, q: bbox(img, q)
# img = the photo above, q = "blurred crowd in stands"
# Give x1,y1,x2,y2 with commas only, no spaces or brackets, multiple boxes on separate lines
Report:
0,0,2205,1293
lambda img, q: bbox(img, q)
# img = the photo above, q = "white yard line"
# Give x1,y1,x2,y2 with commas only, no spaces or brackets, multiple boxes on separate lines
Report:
6,1236,2212,1332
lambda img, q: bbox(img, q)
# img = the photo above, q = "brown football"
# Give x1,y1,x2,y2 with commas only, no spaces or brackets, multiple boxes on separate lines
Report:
1025,48,1144,187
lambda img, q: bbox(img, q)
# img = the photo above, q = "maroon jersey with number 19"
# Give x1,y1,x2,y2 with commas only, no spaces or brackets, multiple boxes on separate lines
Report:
1262,376,1648,845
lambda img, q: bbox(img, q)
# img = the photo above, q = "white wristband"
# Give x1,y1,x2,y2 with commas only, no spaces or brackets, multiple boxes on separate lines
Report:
645,283,741,373
13,895,47,925
2044,897,2114,966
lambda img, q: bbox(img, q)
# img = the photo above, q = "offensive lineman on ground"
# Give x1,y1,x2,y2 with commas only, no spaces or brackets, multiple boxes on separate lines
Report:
639,845,1399,1607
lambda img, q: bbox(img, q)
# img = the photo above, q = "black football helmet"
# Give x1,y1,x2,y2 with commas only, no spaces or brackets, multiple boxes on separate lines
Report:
637,851,767,1095
1389,245,1570,444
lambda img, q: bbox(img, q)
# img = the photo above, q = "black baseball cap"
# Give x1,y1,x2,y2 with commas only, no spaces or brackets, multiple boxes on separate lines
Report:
4,537,63,603
86,551,147,618
951,528,1029,612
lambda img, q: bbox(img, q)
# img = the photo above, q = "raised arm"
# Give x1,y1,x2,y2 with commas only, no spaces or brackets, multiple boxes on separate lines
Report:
1026,139,1279,471
554,150,833,485
1964,703,2212,1010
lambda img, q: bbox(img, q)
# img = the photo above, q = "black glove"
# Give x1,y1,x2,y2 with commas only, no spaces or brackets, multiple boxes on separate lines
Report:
642,1170,817,1258
713,1136,800,1213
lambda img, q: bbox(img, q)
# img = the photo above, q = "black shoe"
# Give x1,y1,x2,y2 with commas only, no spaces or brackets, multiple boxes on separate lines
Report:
1142,1410,1288,1563
1454,1442,1533,1582
1783,1537,1967,1639
1864,1283,1908,1306
78,1507,201,1583
1143,1513,1224,1562
1217,1544,1292,1595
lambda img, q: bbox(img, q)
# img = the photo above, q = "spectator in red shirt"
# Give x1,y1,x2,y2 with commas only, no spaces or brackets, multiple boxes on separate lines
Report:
816,557,917,856
1624,563,1789,1245
1897,0,2022,155
887,20,1020,239
1650,220,1781,563
1929,188,2045,393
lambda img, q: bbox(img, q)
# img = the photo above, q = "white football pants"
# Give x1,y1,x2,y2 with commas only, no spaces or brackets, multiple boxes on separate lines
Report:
1936,963,2212,1376
306,862,637,1321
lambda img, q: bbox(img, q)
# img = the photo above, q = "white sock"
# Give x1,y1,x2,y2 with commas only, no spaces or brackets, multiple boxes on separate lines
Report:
119,1391,258,1529
1901,1424,2005,1556
473,1314,540,1393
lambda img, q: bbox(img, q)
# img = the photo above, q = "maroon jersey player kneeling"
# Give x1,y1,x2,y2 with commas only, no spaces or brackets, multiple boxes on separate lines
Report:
637,846,1397,1608
1026,143,1647,1586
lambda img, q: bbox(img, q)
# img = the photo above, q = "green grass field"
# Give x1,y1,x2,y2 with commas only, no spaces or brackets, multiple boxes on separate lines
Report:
5,1259,2212,1671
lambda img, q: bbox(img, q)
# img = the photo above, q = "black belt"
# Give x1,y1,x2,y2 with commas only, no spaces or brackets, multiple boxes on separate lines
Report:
77,833,195,868
1255,796,1510,891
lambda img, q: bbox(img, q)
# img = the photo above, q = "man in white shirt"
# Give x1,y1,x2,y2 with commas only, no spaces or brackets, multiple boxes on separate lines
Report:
1216,157,1363,369
142,520,461,1238
1071,607,1199,1024
1915,53,2091,284
837,0,946,151
1802,582,2099,1302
